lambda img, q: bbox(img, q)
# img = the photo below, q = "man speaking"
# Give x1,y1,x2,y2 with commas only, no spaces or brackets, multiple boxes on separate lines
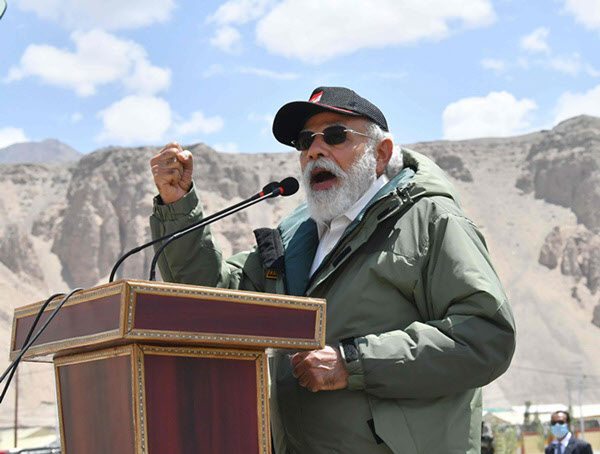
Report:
149,86,516,453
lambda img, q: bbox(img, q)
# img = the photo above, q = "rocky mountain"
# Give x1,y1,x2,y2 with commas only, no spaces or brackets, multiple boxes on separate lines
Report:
0,139,81,164
1,116,599,432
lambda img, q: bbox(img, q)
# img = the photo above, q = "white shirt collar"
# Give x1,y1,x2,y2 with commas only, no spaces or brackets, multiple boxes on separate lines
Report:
315,174,389,239
559,431,572,448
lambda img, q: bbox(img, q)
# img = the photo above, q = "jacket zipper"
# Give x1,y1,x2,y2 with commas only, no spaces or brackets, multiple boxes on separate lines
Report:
305,183,416,294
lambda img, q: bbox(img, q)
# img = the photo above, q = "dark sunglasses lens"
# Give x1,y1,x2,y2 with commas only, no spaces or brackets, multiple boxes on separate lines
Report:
295,131,314,151
323,126,347,145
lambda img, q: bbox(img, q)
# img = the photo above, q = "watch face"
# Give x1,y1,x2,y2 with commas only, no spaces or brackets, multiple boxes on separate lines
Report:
341,338,358,362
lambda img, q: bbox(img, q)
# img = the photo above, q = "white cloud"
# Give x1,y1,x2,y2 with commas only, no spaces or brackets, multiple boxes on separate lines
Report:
0,127,28,148
547,53,600,77
248,113,274,135
517,57,531,70
16,0,175,30
214,142,240,153
202,64,299,80
484,52,599,78
442,91,538,140
520,27,550,53
564,0,600,31
122,58,172,95
71,112,83,123
96,95,172,144
175,111,224,135
202,64,225,78
208,0,276,25
96,96,224,145
237,66,299,80
210,26,243,54
481,58,507,73
255,0,495,63
554,84,600,125
5,29,170,97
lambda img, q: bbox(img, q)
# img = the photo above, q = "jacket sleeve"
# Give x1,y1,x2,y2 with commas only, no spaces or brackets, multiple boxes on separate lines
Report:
148,184,265,291
344,211,516,399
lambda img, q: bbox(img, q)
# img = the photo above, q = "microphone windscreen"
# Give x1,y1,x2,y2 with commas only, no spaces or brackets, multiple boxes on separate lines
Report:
279,177,299,196
261,181,280,194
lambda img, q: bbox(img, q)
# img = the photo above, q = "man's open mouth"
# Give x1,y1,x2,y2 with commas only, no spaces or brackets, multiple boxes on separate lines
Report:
311,168,338,185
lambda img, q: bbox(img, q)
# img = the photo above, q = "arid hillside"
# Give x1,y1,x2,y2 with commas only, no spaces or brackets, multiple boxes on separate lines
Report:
1,116,599,432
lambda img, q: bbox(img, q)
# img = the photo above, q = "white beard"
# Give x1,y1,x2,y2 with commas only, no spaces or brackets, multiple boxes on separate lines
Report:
302,146,378,224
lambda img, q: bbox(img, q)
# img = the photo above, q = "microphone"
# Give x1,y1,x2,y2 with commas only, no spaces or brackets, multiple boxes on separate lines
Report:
148,177,299,281
259,181,280,196
278,176,300,196
257,178,297,197
108,178,298,283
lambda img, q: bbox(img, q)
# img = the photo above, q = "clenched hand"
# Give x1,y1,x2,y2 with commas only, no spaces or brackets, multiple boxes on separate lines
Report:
150,142,193,204
291,346,349,392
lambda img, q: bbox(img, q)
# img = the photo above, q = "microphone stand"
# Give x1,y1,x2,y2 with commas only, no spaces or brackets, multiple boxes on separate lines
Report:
148,187,283,281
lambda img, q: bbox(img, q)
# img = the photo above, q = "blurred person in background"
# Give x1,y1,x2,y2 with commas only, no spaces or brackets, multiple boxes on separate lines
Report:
545,411,592,454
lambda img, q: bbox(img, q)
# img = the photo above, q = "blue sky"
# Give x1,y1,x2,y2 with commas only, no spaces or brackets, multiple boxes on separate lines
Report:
1,0,599,154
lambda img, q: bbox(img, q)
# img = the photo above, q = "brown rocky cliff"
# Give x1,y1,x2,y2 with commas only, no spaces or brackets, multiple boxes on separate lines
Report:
50,144,302,287
519,115,600,230
518,116,600,323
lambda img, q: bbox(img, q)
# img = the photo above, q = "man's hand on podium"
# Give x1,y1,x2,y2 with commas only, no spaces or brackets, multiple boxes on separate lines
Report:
291,346,349,392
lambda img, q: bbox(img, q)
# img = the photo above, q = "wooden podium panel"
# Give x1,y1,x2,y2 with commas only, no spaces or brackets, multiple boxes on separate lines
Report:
55,344,270,454
56,349,135,453
11,280,326,454
11,279,326,360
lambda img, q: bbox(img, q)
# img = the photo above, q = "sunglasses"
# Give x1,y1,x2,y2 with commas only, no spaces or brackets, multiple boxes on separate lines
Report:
550,420,567,425
292,125,371,151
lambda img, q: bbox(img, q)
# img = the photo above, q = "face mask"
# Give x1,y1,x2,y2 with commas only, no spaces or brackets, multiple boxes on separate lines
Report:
550,423,569,439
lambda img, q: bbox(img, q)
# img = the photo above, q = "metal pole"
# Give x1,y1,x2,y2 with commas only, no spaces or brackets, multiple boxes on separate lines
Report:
578,368,584,440
566,378,572,411
13,368,18,448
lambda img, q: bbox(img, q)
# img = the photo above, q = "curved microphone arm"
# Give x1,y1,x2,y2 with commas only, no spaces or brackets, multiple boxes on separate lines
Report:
108,181,282,283
148,187,284,281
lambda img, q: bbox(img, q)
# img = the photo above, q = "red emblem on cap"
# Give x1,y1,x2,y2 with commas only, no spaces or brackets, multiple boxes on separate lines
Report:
309,91,323,103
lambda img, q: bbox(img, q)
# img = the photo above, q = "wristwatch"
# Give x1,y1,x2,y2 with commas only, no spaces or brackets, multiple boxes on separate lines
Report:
340,337,359,363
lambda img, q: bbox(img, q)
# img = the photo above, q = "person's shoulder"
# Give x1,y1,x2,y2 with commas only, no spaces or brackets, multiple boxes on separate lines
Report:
570,434,587,443
569,436,593,451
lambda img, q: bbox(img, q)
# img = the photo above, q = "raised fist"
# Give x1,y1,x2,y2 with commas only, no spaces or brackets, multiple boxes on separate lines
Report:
150,142,193,204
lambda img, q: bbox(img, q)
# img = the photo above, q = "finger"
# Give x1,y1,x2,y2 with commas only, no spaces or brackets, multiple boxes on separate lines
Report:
159,150,181,165
298,372,322,392
151,149,179,168
290,352,309,368
293,354,328,379
152,162,182,181
160,167,184,181
154,167,183,187
177,150,194,187
292,357,314,378
176,149,192,163
159,142,182,154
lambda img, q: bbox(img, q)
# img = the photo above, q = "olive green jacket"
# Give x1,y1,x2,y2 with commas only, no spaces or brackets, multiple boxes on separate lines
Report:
149,149,516,454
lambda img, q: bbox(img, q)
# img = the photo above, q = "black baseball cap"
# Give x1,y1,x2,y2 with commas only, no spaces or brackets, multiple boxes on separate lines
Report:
272,86,389,147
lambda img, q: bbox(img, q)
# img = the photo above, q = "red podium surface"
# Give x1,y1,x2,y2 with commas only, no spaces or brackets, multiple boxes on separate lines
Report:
10,279,326,454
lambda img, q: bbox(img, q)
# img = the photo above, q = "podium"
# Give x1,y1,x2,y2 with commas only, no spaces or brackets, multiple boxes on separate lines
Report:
9,279,326,454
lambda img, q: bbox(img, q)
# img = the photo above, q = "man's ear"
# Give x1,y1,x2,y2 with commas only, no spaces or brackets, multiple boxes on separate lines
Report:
375,138,393,176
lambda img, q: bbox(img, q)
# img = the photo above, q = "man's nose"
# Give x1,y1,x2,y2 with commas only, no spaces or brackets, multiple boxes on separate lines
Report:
305,135,330,160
